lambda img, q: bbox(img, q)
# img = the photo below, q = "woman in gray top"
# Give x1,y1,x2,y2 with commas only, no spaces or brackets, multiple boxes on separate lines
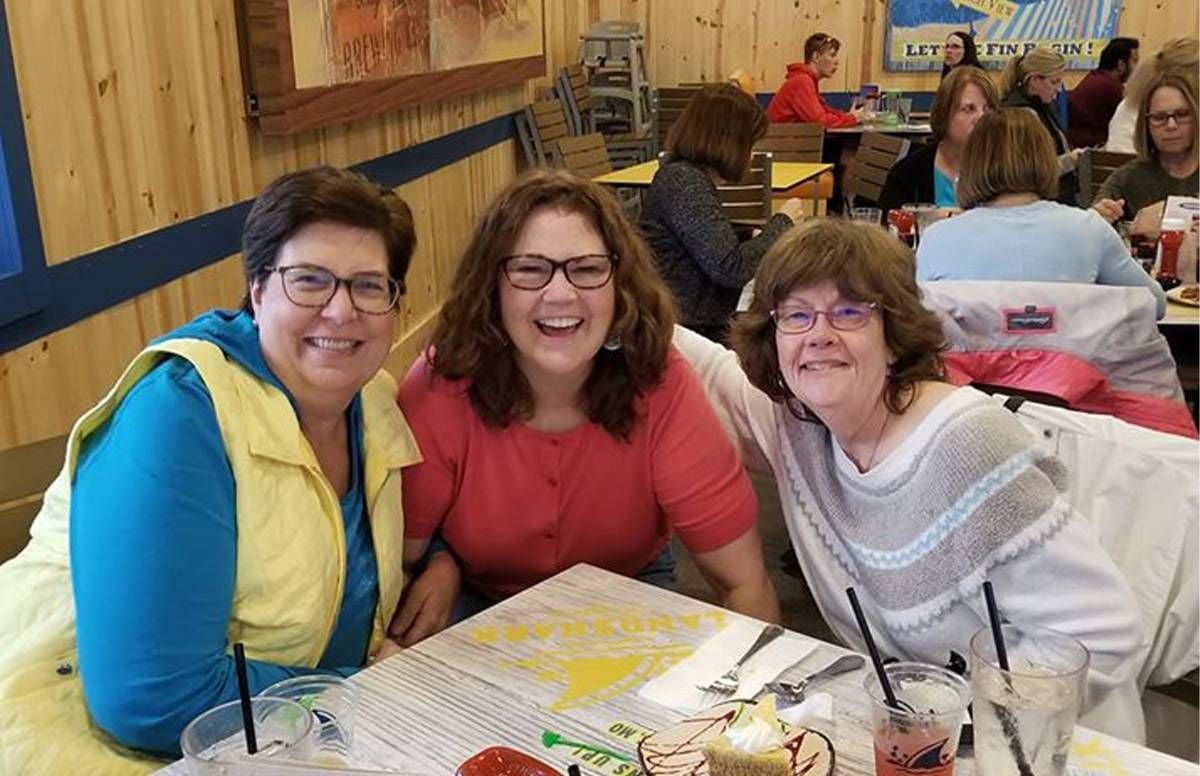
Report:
639,84,805,341
1093,67,1198,239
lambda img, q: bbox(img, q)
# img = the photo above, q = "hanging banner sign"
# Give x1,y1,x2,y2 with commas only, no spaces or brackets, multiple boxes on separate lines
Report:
884,0,1121,72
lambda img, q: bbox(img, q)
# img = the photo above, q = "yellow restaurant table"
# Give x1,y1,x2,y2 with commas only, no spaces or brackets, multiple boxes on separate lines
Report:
593,160,832,192
1161,297,1200,327
156,564,1193,775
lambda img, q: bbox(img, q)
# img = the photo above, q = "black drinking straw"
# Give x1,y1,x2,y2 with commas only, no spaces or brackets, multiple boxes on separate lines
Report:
845,587,901,710
233,643,258,755
981,582,1034,776
568,766,582,776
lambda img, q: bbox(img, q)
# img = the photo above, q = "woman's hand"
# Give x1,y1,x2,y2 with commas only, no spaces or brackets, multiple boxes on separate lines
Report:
370,637,404,665
1130,200,1167,240
388,551,461,646
1092,198,1125,224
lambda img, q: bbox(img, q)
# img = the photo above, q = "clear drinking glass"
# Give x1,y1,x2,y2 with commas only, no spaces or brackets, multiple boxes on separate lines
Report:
864,662,971,776
259,675,357,762
851,207,883,224
181,697,317,775
970,624,1089,776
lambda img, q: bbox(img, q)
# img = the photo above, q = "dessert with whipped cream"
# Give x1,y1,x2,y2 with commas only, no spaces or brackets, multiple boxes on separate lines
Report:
702,695,790,776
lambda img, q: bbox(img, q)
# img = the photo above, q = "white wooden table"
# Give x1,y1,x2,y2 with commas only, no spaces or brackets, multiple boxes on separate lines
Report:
157,565,1195,775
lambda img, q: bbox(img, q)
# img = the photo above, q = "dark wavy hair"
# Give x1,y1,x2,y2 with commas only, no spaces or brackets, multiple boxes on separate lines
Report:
730,219,947,418
240,165,415,313
941,31,981,79
426,169,676,440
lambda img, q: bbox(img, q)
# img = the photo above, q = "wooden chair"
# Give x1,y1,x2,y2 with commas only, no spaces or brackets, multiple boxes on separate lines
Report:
515,99,571,168
0,435,67,564
1077,149,1136,207
654,85,703,154
553,133,613,178
843,132,911,208
754,123,831,210
555,64,652,169
717,151,773,226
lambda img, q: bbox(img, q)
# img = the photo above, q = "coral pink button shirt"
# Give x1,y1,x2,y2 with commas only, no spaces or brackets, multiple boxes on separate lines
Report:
399,349,758,599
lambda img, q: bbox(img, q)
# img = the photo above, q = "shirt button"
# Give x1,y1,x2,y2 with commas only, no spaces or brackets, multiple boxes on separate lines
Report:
56,662,73,676
548,477,558,487
550,439,560,447
544,531,555,539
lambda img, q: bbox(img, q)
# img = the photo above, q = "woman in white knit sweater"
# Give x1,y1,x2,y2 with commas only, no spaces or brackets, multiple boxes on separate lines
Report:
675,219,1147,741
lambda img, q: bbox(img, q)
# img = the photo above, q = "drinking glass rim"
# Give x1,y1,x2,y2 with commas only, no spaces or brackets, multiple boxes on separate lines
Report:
258,674,355,696
180,696,316,759
969,623,1090,679
862,661,971,720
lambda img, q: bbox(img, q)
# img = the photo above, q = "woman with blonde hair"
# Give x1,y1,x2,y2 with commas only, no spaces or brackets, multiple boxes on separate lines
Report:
640,84,806,342
388,169,779,646
1093,65,1198,241
1001,46,1083,203
916,108,1166,318
674,218,1145,739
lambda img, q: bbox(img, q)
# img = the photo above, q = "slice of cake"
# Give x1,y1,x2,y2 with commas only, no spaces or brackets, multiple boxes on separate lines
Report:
703,696,790,776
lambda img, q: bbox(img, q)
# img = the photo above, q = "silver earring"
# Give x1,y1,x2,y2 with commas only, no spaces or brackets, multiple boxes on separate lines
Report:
602,334,622,351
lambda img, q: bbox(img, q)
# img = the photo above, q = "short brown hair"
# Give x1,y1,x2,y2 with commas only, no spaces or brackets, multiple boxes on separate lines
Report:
804,33,840,62
666,84,767,182
1135,71,1199,161
426,169,676,440
240,165,416,313
730,220,946,417
956,108,1058,208
930,66,999,142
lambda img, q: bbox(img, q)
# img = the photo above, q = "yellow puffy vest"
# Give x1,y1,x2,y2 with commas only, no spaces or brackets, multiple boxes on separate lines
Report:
0,338,420,775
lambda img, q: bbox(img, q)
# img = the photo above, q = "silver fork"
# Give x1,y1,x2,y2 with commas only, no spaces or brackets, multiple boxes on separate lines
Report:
761,654,865,704
696,623,785,696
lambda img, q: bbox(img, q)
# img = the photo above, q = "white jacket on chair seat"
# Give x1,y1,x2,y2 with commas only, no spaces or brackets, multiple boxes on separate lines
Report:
990,393,1199,688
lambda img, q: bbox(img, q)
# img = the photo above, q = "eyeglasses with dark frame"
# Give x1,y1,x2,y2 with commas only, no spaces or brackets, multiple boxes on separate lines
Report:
770,302,878,334
501,253,617,291
1146,108,1193,128
270,265,403,315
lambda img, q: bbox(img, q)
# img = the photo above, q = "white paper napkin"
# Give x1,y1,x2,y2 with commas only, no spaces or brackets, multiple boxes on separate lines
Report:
778,692,834,737
638,620,817,713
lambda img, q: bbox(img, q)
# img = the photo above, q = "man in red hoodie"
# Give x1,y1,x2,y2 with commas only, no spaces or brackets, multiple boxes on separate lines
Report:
767,33,862,128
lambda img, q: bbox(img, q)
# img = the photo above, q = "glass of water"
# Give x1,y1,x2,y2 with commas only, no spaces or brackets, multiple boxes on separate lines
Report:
181,697,317,775
259,675,357,762
969,624,1089,776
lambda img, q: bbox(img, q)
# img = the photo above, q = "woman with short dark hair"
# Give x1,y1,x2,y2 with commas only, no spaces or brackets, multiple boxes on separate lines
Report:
640,84,806,341
390,169,779,645
676,218,1145,740
0,166,421,772
916,109,1166,318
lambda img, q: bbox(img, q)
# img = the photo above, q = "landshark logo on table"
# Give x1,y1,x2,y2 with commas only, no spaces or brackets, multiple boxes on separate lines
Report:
470,604,730,711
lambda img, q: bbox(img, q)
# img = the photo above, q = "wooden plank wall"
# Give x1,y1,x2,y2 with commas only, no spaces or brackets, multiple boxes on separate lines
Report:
0,0,593,453
1,0,1195,452
593,0,1199,92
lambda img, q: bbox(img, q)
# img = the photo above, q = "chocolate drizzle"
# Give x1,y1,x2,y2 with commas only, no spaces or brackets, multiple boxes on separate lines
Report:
637,701,835,776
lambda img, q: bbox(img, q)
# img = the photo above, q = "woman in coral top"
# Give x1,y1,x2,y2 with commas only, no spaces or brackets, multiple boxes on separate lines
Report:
387,170,780,646
766,33,863,128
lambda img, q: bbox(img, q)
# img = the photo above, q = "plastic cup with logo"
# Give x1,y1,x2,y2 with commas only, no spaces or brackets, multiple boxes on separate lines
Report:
259,675,358,762
1158,217,1186,290
851,207,884,225
864,662,971,776
970,624,1089,776
181,697,317,775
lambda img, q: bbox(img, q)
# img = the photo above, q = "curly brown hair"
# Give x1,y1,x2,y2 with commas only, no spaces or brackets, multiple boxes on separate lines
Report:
427,169,677,439
730,219,947,416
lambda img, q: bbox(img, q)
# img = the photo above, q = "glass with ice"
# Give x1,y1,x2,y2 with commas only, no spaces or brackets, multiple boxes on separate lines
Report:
181,697,317,775
969,624,1089,776
864,662,971,776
